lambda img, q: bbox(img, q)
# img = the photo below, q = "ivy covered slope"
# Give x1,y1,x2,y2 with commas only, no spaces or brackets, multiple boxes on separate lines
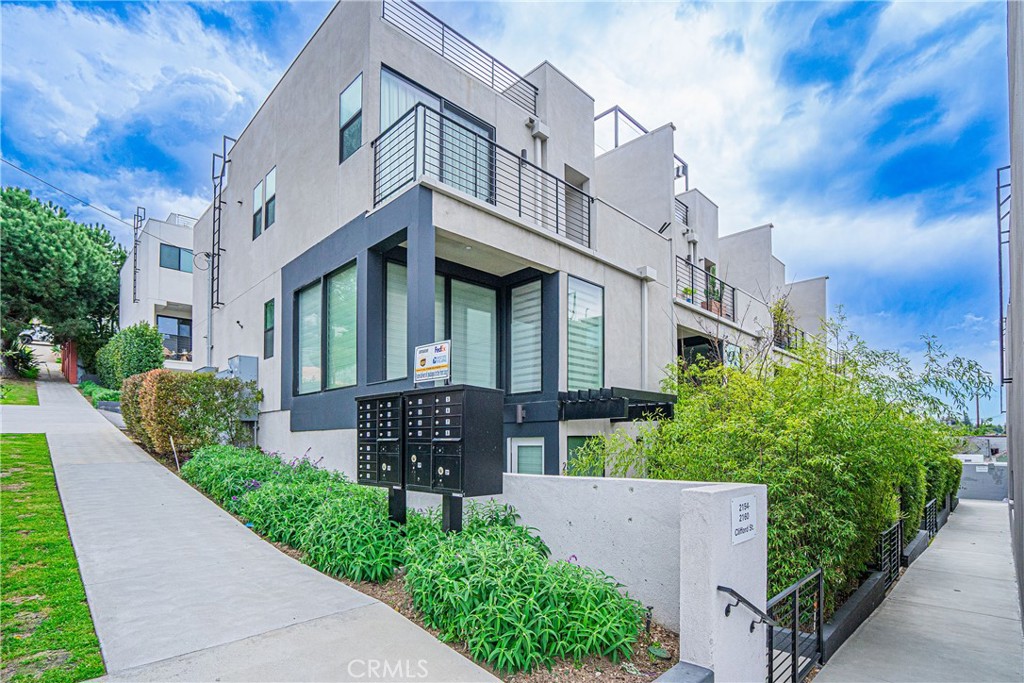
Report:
181,446,644,674
570,326,973,612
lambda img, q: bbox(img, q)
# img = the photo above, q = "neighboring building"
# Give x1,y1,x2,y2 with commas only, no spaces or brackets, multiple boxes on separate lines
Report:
191,0,828,476
1001,0,1023,621
119,212,197,371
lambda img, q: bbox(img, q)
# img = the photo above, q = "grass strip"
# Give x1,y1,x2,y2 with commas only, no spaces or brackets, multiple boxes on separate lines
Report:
0,380,39,406
1,433,104,682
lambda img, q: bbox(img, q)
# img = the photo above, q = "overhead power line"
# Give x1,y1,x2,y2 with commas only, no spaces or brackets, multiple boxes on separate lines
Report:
1,157,135,229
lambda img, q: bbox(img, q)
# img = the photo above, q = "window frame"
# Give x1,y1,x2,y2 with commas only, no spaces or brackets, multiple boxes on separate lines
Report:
158,243,193,273
339,73,363,164
566,275,605,391
263,299,275,360
252,179,264,240
293,279,324,396
509,437,545,475
264,167,277,230
508,278,543,395
384,260,408,381
324,261,359,391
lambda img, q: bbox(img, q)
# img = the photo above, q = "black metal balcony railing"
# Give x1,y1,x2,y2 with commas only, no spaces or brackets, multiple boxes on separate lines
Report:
162,334,192,361
773,323,807,352
996,165,1012,389
674,198,689,226
372,103,592,248
382,0,538,115
675,257,736,322
765,569,824,683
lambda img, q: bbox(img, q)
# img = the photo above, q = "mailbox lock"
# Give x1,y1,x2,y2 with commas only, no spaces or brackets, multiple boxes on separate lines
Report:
411,454,417,463
437,466,444,475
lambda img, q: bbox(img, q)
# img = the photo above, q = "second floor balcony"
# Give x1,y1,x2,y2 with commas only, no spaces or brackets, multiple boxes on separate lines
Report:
773,322,807,352
675,256,736,322
372,103,592,248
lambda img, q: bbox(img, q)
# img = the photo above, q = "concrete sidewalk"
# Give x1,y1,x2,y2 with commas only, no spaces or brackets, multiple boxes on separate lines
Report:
817,499,1023,683
1,370,494,682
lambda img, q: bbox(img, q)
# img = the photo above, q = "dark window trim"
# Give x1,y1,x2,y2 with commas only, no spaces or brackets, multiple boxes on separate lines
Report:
567,274,605,391
263,299,275,360
506,276,544,397
383,259,408,381
339,73,363,164
380,65,495,140
159,243,193,272
264,167,277,230
293,278,323,396
323,259,359,393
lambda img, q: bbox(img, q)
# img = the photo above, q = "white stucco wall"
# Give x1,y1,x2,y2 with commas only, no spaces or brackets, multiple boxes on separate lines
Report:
119,215,194,330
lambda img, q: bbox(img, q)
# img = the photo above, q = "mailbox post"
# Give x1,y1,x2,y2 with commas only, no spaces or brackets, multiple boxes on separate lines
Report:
355,384,504,532
355,392,406,524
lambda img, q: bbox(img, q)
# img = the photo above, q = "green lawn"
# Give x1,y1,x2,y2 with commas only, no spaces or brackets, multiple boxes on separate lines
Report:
0,379,39,406
1,434,104,682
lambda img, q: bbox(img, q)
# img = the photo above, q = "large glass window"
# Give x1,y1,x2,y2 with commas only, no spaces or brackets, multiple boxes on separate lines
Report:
380,68,439,130
451,279,497,388
567,277,604,390
264,167,276,230
263,299,275,360
296,282,322,394
340,73,362,162
509,280,542,393
440,105,494,202
385,262,408,380
252,180,264,239
159,244,193,273
326,264,358,389
156,315,191,360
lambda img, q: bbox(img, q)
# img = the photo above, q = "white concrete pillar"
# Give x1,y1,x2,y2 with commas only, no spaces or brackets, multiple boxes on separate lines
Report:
679,483,768,683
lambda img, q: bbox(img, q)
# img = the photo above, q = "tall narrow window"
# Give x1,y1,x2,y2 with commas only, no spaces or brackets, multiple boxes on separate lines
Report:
450,279,497,388
339,74,362,163
567,277,604,390
510,280,542,393
252,180,264,239
263,299,275,360
326,263,358,389
264,167,276,229
385,262,408,380
434,274,447,342
296,282,322,394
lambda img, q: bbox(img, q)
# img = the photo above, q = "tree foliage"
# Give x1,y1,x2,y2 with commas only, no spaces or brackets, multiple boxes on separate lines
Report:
0,187,125,372
569,323,967,612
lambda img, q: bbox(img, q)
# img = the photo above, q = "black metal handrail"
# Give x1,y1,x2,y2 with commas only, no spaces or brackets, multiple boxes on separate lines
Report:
718,585,777,629
371,103,591,247
381,0,538,115
876,520,902,590
674,198,689,226
765,569,824,683
996,165,1012,387
675,257,736,321
921,498,938,539
774,323,807,352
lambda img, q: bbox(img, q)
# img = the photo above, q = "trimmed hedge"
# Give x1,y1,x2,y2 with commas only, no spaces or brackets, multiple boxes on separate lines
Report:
123,369,261,454
78,379,120,406
180,445,644,673
96,322,164,389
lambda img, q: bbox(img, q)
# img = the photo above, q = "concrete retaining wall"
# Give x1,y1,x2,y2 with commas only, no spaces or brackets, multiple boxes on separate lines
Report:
959,462,1009,501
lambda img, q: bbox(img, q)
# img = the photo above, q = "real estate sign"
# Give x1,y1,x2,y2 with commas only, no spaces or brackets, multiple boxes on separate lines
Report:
414,340,451,384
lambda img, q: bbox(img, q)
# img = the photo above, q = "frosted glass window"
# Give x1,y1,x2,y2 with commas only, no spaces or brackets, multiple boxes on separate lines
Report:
386,262,408,380
450,279,496,388
567,277,604,390
326,263,358,389
510,280,542,393
514,442,544,475
296,282,322,394
434,274,447,342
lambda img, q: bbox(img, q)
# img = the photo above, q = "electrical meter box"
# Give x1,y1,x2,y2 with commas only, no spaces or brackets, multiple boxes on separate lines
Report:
355,392,403,488
403,384,504,497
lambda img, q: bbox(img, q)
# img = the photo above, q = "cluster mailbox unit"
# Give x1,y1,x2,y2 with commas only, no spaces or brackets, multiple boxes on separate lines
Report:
355,384,504,531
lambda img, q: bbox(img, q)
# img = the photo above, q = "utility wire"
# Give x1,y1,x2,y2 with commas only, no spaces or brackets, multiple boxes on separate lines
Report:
2,157,135,228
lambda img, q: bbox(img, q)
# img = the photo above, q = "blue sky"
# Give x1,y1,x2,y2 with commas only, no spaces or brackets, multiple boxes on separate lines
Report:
0,1,1011,422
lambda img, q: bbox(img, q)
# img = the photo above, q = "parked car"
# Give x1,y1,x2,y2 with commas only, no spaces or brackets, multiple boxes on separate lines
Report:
19,323,53,345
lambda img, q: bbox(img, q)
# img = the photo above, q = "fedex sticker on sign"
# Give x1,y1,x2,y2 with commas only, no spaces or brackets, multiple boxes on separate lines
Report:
414,340,451,384
731,495,757,545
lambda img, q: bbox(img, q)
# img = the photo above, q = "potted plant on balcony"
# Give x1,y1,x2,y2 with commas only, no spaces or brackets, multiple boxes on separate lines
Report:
682,286,695,304
702,266,723,316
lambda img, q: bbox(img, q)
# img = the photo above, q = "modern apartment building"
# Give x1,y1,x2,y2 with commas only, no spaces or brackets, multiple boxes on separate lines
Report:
191,0,828,476
118,212,196,370
1001,0,1023,621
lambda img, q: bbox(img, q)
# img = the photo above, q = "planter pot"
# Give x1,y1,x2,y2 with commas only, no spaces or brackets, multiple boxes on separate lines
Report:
822,571,886,662
701,300,723,316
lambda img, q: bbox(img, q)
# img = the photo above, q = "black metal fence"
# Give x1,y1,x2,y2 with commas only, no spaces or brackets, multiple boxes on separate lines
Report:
381,0,538,115
675,257,737,321
372,104,591,247
774,323,807,352
674,198,689,226
921,498,938,538
876,520,903,590
766,569,824,683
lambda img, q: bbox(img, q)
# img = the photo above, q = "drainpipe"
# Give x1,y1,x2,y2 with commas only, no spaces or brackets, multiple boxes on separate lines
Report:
205,251,214,368
636,266,658,390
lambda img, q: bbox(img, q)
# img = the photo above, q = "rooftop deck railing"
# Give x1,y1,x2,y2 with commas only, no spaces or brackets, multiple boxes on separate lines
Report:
372,103,591,248
675,256,736,322
674,198,689,226
381,0,538,115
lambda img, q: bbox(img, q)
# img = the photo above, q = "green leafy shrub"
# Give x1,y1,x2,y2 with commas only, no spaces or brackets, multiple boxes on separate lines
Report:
2,337,39,378
181,445,645,673
78,380,120,405
120,373,150,448
133,369,261,455
95,322,164,389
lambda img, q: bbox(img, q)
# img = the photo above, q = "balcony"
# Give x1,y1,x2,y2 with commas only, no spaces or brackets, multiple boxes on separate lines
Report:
674,198,689,226
773,322,807,352
372,103,592,248
381,0,538,115
675,257,736,322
